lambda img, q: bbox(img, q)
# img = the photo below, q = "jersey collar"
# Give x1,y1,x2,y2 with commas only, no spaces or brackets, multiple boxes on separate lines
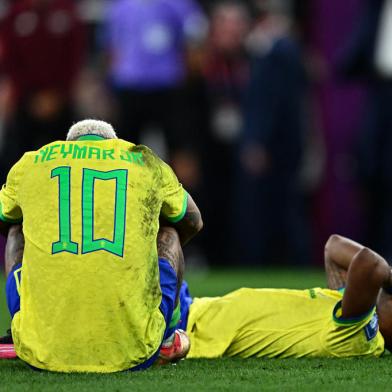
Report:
76,135,106,141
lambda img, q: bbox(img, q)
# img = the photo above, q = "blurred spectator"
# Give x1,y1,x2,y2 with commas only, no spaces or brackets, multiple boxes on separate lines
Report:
199,0,251,264
340,0,392,261
101,0,207,163
0,0,86,178
234,0,309,265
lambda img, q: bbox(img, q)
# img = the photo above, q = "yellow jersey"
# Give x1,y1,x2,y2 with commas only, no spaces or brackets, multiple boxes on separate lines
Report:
0,136,187,372
187,287,384,359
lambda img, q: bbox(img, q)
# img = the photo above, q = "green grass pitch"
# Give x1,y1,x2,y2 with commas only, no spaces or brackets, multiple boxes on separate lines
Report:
1,269,392,392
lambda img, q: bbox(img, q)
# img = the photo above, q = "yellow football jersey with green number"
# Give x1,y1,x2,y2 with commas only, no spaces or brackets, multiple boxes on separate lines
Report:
0,136,187,372
187,287,384,359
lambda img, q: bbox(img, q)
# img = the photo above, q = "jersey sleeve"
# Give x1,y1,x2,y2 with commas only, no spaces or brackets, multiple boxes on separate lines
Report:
332,300,375,327
160,161,188,223
0,157,24,223
321,300,384,357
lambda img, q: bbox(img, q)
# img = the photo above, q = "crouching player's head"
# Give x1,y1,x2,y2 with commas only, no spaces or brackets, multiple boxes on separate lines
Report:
66,119,118,141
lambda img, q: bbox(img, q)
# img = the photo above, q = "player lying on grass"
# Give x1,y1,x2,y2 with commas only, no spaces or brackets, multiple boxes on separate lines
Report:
4,231,392,361
174,234,392,359
0,119,202,372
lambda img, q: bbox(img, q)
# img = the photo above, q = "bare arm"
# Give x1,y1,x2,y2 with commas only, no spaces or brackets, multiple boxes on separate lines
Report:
325,234,392,318
157,226,184,297
160,194,203,246
5,224,24,276
342,248,391,318
324,234,364,289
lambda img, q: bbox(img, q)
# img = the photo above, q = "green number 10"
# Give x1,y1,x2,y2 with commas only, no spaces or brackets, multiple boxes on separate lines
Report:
51,166,128,257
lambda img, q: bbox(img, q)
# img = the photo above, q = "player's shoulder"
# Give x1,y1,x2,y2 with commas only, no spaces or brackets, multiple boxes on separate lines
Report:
118,140,153,154
125,143,165,167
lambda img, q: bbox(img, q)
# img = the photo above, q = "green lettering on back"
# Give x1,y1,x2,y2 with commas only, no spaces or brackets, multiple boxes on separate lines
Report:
120,150,144,165
88,147,101,160
73,145,87,159
131,152,144,166
46,144,60,161
51,166,78,255
103,149,115,160
60,143,73,159
34,147,49,163
81,169,127,257
120,150,133,163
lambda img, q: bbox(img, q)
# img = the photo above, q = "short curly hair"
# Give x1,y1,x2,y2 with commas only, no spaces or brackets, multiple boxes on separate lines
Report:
66,119,117,141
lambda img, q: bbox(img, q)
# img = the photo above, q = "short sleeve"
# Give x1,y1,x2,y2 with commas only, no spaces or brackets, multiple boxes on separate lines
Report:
332,300,375,327
322,300,384,357
160,161,188,223
0,158,24,223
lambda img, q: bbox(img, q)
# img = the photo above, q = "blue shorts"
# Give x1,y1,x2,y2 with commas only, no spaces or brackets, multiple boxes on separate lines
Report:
178,281,193,331
6,263,22,318
5,258,178,371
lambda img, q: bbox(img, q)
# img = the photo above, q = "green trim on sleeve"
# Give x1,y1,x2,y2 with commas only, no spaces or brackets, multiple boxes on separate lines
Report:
166,191,189,223
332,300,374,326
0,202,22,224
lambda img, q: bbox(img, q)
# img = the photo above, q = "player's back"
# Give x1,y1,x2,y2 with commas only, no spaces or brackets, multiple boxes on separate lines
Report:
187,287,384,359
4,136,187,372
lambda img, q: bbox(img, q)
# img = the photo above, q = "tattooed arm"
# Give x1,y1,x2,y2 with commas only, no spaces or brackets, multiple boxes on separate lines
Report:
157,226,184,294
5,224,24,277
325,234,392,319
161,194,203,246
324,234,364,289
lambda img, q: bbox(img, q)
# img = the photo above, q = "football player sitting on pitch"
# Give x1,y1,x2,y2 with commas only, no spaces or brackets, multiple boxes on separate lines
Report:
175,234,392,359
0,119,202,372
3,231,392,360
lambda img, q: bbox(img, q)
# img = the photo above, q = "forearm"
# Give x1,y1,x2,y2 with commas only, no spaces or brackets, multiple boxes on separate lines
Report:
157,226,184,298
172,214,203,246
324,234,365,289
342,248,392,318
325,234,364,270
325,257,347,290
5,225,24,277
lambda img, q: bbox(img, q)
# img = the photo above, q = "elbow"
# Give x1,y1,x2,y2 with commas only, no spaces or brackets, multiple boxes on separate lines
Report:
326,234,343,248
196,209,203,232
352,247,385,278
325,234,342,255
355,247,375,260
349,247,390,294
197,216,203,233
354,247,378,267
176,212,203,246
192,212,203,234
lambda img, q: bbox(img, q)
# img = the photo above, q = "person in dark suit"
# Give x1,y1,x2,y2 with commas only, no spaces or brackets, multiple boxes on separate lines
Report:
340,0,392,260
234,5,309,265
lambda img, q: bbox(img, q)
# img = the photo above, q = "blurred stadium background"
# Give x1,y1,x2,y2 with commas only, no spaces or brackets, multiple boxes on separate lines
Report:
0,0,391,275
